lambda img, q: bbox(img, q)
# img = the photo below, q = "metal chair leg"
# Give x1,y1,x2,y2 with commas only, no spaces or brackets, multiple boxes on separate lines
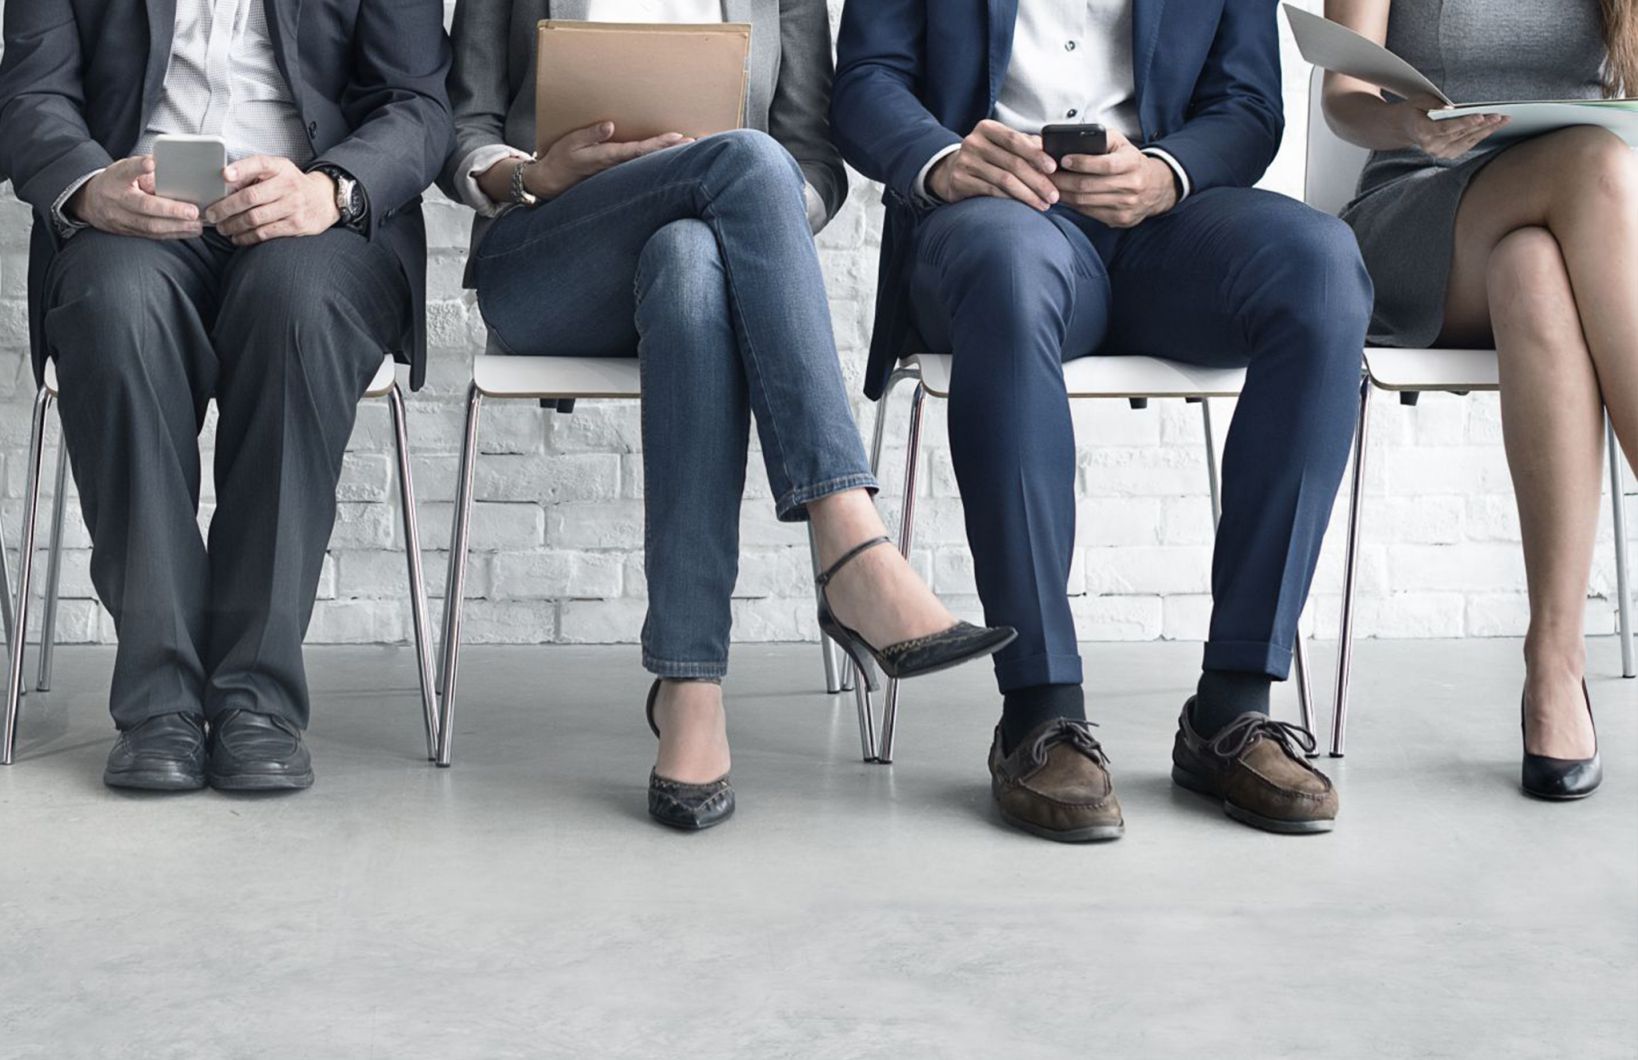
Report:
1608,416,1634,678
809,526,848,695
435,384,484,767
36,442,69,693
389,385,440,761
877,381,928,767
5,389,54,765
1199,399,1318,747
1,509,15,652
1331,377,1374,758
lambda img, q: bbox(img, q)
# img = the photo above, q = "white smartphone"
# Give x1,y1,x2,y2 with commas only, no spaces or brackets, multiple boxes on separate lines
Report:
153,134,228,210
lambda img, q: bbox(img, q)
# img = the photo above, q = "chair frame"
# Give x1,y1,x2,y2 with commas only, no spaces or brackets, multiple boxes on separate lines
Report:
863,357,1320,765
435,354,875,767
2,358,440,766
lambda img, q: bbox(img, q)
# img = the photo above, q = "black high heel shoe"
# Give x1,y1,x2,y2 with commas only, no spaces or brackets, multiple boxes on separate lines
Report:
646,680,735,831
815,536,1017,690
1521,681,1602,801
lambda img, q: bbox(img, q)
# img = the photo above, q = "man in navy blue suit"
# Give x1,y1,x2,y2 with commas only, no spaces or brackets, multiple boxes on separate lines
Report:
832,0,1371,841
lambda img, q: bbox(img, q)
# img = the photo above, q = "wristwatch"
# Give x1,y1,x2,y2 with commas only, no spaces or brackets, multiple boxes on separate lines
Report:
311,163,368,231
510,158,540,207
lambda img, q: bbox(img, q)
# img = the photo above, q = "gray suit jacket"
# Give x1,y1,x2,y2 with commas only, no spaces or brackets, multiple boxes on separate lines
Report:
440,0,847,279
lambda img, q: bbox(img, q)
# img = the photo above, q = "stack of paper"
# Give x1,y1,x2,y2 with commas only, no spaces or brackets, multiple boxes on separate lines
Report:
1284,4,1638,145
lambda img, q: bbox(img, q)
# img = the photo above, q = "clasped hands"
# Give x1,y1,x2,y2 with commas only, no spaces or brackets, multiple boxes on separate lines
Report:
68,155,342,245
928,119,1178,228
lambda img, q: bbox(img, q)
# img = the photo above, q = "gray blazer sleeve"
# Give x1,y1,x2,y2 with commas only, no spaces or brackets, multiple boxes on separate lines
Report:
0,0,116,214
440,0,518,201
771,0,848,226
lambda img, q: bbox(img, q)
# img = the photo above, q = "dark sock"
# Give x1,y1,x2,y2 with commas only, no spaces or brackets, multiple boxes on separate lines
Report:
1001,684,1086,753
1192,670,1272,738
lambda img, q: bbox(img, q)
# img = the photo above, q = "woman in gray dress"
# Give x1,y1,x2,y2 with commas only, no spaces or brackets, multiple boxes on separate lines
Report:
1324,0,1636,799
442,1,1013,830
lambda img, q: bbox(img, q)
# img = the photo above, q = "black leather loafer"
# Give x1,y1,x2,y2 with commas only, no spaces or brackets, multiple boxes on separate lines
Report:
1522,684,1602,801
207,709,314,792
103,713,208,792
645,681,735,831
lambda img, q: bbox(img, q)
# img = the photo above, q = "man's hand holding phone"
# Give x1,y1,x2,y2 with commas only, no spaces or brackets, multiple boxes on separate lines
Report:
67,157,203,240
1052,129,1178,229
926,119,1061,211
206,155,341,246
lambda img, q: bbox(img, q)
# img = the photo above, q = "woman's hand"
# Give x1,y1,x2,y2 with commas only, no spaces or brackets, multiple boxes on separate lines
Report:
525,122,692,199
1396,105,1509,160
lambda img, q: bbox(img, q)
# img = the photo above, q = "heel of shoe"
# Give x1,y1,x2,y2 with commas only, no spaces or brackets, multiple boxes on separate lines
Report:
817,605,880,692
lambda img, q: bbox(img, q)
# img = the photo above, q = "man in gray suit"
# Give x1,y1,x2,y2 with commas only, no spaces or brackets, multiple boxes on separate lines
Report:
0,0,453,792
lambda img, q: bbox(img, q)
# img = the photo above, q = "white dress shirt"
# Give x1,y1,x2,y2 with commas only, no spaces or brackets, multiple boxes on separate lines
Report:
55,0,310,233
917,0,1192,204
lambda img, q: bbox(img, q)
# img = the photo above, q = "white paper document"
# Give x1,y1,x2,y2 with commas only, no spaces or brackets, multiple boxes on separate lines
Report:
1284,4,1638,144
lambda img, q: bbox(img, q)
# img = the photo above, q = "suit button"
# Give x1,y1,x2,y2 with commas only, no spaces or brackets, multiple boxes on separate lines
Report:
308,121,318,135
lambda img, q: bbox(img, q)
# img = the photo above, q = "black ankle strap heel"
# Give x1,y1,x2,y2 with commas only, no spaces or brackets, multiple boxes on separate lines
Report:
814,536,1017,689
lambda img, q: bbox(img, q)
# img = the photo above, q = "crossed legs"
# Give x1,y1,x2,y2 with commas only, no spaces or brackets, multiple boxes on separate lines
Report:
1441,127,1638,759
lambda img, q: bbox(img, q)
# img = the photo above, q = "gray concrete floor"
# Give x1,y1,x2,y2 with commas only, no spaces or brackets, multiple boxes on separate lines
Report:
0,639,1633,1059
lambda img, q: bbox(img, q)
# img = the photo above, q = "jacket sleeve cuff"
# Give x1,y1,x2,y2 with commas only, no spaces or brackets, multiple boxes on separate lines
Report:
913,144,962,205
456,144,533,218
52,169,103,238
1141,147,1192,202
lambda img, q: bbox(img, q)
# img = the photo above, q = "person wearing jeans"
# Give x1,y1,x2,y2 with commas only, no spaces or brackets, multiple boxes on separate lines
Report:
832,0,1374,841
443,0,1013,831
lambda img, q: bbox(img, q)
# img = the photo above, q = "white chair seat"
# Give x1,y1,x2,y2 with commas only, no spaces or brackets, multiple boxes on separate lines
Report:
472,352,643,400
45,356,400,398
1364,348,1499,393
907,353,1249,400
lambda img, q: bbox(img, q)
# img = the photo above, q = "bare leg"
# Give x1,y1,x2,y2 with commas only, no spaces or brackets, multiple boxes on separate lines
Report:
808,488,957,652
1440,128,1638,757
1483,230,1603,758
652,681,732,784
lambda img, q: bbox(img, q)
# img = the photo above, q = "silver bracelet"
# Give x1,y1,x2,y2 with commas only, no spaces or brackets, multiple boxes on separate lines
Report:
510,158,540,207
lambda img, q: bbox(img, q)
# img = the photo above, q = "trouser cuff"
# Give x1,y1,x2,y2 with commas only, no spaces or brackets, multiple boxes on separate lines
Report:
1202,639,1293,681
994,652,1083,694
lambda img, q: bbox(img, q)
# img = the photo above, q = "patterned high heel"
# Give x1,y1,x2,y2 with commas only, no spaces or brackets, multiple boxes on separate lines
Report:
814,536,1016,690
646,680,735,830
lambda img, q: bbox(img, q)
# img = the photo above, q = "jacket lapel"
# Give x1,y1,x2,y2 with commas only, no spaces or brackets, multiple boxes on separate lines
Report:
1132,0,1167,123
985,0,1018,107
142,0,176,124
262,0,305,102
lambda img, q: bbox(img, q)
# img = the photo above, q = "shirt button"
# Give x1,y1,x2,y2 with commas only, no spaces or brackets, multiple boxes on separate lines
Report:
1067,109,1079,118
1065,40,1077,51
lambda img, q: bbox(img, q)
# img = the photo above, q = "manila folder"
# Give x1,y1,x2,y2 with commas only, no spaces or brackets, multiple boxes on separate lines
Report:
535,20,751,154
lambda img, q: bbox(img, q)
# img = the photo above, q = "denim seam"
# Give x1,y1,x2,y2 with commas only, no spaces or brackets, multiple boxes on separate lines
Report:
643,653,730,679
775,472,880,523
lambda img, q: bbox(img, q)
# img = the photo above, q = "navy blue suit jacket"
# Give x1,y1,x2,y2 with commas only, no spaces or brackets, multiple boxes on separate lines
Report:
831,0,1285,399
0,0,454,389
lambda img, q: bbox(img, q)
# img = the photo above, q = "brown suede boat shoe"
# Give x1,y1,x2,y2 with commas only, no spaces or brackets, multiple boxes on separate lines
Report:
988,718,1124,842
1171,701,1337,834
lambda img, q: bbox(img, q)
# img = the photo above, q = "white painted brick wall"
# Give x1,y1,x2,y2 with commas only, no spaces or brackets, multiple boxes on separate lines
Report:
2,1,1632,648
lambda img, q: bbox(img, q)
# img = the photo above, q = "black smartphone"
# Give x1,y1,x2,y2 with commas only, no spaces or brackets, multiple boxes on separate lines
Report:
1041,123,1109,163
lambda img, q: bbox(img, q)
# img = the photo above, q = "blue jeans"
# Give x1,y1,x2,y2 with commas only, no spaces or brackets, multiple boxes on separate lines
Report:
908,190,1373,692
474,131,877,679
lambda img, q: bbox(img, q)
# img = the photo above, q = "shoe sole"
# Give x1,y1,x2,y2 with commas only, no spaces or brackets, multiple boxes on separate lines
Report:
997,807,1124,843
208,770,315,792
1171,765,1335,835
103,768,207,792
1521,785,1599,802
649,804,736,831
